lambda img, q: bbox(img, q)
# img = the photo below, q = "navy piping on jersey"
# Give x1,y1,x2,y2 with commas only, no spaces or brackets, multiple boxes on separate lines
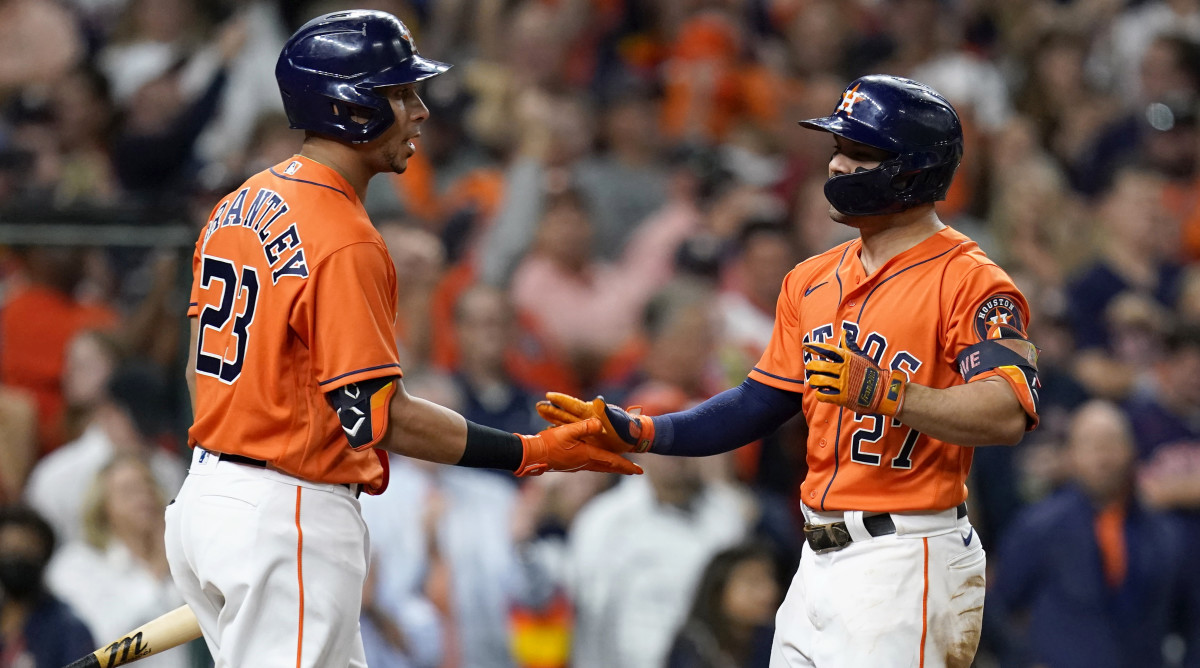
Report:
821,410,844,511
818,241,964,510
856,243,963,321
751,367,805,386
817,245,849,510
834,245,850,303
269,169,351,201
317,363,403,386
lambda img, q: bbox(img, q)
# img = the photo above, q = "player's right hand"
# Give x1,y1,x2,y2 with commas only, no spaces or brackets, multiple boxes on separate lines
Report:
536,392,656,453
515,418,644,477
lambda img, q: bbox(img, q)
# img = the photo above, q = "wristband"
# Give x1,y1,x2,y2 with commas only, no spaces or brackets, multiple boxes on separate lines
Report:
457,421,523,471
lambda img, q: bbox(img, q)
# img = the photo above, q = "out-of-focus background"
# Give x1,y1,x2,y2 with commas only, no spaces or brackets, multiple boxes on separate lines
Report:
0,0,1197,667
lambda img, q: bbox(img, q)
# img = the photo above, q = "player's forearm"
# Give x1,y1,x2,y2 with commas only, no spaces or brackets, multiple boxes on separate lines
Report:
384,390,524,470
649,378,803,456
384,392,471,464
896,377,1026,446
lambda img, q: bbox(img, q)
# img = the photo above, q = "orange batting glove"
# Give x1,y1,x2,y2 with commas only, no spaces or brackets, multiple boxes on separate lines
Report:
536,392,656,453
515,418,644,477
804,331,907,416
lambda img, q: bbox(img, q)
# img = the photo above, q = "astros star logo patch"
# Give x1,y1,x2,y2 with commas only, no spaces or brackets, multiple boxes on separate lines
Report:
396,23,414,48
837,84,866,115
974,294,1025,340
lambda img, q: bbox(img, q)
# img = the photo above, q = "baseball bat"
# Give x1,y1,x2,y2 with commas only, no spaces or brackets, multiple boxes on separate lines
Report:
64,604,202,668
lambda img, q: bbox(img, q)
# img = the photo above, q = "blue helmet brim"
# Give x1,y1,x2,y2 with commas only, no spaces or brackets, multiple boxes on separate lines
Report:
360,56,452,88
799,114,901,155
798,115,849,134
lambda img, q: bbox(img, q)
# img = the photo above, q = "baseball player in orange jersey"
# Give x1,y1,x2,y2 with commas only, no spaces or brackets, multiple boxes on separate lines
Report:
164,11,639,668
539,75,1041,667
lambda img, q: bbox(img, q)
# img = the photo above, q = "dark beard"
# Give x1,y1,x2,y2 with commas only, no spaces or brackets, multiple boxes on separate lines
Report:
385,145,408,174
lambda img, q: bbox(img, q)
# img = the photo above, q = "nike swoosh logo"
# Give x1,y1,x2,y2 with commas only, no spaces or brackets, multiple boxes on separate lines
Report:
804,281,828,297
962,528,974,546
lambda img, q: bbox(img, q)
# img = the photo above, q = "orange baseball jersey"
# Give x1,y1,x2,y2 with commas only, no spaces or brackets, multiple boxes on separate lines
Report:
749,226,1039,513
187,156,401,490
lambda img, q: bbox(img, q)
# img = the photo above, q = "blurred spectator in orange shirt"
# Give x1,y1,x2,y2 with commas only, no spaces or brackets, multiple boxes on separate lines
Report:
0,247,118,454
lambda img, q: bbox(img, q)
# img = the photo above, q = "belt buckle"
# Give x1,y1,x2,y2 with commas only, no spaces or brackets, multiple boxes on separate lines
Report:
803,521,852,554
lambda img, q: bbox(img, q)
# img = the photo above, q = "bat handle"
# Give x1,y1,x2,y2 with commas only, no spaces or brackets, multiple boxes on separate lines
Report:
63,655,101,668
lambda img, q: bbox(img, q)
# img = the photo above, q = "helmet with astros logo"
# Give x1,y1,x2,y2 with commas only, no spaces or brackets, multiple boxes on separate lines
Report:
275,10,451,144
799,75,963,216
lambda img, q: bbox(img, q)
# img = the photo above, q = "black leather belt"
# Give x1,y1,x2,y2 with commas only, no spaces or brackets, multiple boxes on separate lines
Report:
803,502,968,554
214,452,362,498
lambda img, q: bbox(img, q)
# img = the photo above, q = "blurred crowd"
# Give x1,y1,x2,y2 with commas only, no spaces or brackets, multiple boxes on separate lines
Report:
1,0,1200,667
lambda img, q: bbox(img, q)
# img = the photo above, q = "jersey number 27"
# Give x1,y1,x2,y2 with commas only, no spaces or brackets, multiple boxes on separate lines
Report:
196,256,260,383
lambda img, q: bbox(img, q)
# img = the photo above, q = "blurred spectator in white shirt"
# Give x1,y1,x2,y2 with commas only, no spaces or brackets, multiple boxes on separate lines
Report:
556,456,755,668
361,450,523,668
25,362,184,544
47,455,187,668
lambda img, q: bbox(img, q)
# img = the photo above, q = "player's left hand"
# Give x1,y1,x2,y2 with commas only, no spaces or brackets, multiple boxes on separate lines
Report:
515,418,644,477
804,331,907,416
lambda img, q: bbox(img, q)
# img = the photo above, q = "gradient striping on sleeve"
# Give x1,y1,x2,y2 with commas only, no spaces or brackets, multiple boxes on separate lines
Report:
971,366,1040,430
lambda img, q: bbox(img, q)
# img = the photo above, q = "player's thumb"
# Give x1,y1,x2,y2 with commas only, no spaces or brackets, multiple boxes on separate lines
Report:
841,329,864,353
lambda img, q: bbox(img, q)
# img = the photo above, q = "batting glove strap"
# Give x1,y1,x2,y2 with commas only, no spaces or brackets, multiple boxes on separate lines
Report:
601,403,656,453
536,393,654,453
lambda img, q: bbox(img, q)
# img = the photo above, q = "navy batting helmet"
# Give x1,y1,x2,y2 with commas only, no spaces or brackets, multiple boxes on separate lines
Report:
276,10,451,144
799,75,963,216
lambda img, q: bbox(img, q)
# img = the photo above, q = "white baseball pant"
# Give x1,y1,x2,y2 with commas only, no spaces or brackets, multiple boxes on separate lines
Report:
165,447,370,668
770,505,985,668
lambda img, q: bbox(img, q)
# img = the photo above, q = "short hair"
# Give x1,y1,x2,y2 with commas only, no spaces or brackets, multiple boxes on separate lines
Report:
453,283,510,323
642,279,713,340
105,363,171,440
1165,325,1200,355
734,217,793,254
0,505,57,563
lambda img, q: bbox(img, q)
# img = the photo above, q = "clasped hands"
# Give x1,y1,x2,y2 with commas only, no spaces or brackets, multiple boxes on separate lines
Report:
516,394,654,477
521,330,906,477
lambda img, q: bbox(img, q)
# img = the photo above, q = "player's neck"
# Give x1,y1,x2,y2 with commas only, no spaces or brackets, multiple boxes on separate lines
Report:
299,139,372,201
856,207,945,275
